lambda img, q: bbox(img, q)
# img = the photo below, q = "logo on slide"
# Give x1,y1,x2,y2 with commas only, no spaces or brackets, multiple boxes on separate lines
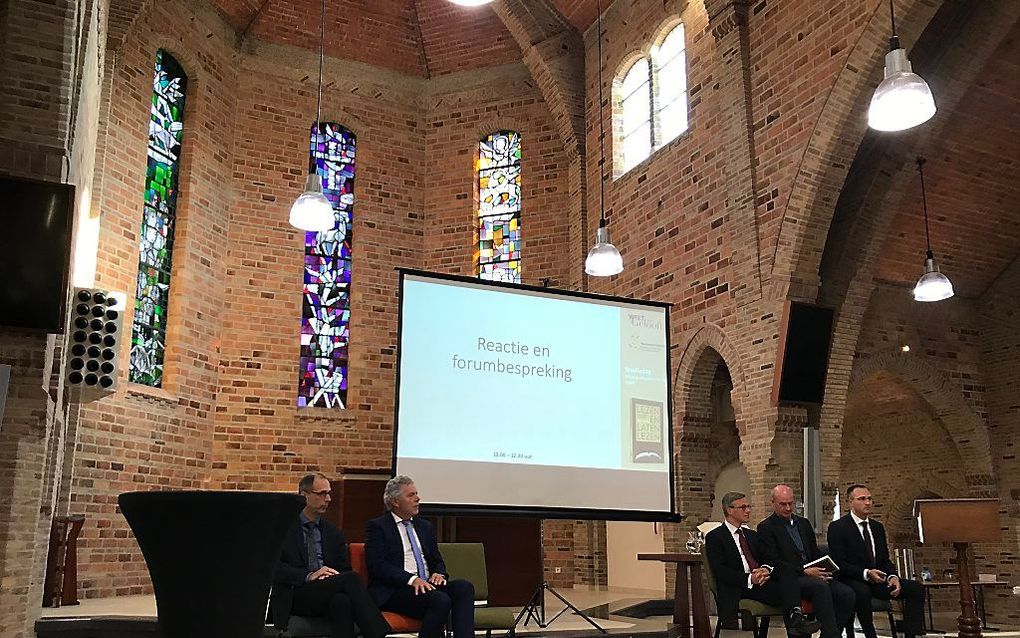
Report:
628,314,663,331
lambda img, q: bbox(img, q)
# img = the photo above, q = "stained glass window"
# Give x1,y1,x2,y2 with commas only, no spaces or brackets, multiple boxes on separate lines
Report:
129,49,187,387
298,123,355,408
477,131,521,283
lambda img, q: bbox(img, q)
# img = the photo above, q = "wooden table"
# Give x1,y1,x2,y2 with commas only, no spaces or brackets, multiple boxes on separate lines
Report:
638,553,710,638
922,580,1012,633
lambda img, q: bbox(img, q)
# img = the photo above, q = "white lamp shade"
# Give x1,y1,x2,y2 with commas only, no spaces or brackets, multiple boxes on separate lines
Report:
585,224,623,276
446,0,494,5
289,174,334,232
868,48,936,132
913,258,954,302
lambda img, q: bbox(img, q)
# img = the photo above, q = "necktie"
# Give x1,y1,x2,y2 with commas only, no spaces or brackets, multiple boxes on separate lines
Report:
860,521,876,566
737,528,760,570
401,520,428,579
305,521,322,571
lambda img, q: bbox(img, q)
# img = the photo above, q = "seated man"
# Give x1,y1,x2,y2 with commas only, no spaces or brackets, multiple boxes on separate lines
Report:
273,473,391,638
705,491,821,637
827,484,924,638
365,475,474,638
757,485,856,638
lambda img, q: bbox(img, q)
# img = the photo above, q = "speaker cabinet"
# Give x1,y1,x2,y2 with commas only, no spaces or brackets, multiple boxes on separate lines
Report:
67,288,124,391
772,301,834,405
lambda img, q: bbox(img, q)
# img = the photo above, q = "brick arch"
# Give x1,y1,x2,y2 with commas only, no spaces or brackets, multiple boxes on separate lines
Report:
473,120,526,141
666,323,747,557
315,110,370,141
674,322,748,426
768,0,939,287
884,479,958,532
848,351,995,496
650,14,686,49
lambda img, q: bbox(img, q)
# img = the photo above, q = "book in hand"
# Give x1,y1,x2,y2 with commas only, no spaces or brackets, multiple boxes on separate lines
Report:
804,555,839,573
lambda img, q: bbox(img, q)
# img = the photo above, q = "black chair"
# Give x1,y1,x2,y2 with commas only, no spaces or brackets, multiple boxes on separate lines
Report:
814,542,898,638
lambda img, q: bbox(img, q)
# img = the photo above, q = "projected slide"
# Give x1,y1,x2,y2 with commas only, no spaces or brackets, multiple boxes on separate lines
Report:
395,271,674,517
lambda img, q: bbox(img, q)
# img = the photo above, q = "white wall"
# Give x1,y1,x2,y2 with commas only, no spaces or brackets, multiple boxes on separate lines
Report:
606,521,666,594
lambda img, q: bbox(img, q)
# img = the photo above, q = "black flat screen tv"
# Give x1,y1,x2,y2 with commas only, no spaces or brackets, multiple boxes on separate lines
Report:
0,175,76,333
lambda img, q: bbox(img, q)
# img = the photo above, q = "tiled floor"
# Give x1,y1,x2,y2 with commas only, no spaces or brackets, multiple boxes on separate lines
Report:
39,588,1020,637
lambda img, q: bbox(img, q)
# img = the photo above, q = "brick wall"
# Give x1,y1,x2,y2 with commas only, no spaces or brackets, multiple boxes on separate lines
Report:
0,0,106,635
1,0,1017,626
842,283,1017,622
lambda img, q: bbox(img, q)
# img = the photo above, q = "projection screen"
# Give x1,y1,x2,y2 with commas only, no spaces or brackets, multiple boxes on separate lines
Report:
394,270,676,520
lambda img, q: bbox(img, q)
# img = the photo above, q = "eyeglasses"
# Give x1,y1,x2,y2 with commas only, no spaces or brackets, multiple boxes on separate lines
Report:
728,504,752,510
304,489,331,497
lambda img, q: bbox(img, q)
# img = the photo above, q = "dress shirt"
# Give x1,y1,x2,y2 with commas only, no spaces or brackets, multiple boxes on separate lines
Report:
784,517,808,561
299,512,323,579
724,520,757,589
391,512,431,585
850,511,883,581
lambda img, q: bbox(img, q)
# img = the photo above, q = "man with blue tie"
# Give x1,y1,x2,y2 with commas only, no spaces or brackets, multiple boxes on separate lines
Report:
365,475,475,638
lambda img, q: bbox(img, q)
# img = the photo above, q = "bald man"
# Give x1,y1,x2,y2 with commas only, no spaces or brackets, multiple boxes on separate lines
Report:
757,485,855,638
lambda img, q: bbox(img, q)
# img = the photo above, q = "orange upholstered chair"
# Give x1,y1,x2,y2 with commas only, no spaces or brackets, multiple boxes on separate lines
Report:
349,542,423,634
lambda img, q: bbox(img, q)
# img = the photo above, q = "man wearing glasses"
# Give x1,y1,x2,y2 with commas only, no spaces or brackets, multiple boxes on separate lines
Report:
271,473,391,638
827,484,924,638
706,491,821,636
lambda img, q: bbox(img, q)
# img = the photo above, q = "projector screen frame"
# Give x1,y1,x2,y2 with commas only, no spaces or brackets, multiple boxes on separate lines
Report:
392,268,680,523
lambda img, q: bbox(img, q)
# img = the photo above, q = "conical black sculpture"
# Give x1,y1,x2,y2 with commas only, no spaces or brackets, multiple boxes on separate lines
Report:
119,490,304,638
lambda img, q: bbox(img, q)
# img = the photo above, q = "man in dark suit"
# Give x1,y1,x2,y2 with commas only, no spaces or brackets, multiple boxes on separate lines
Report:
706,491,821,637
272,473,390,638
827,484,924,638
758,485,855,638
365,475,474,638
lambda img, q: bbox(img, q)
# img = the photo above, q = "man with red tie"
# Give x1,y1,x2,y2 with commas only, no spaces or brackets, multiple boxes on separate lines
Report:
705,491,821,636
827,484,924,638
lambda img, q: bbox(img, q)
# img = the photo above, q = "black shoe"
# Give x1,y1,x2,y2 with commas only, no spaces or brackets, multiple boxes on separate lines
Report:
786,614,822,636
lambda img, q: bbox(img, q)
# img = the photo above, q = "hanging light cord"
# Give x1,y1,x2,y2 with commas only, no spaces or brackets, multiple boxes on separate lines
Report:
307,0,325,175
596,0,606,227
917,157,933,256
316,0,324,128
887,0,900,51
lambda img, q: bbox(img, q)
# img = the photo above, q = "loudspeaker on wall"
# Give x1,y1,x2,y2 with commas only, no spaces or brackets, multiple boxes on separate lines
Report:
66,288,124,391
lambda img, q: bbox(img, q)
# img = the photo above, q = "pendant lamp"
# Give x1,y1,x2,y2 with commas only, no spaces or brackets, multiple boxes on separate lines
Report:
585,0,623,277
868,0,936,132
912,157,954,302
289,0,334,232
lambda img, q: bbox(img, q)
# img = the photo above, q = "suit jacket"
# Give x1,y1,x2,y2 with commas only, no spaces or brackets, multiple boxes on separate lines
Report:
365,514,447,606
270,516,353,629
826,514,896,583
706,523,765,621
757,513,822,577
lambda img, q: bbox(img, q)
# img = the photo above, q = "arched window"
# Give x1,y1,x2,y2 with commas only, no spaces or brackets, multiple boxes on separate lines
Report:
129,49,187,387
477,130,521,283
615,22,689,174
620,58,652,173
298,123,355,409
652,23,688,146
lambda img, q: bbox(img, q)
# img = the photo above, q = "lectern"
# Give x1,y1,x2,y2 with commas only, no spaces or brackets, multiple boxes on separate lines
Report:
914,498,1000,638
